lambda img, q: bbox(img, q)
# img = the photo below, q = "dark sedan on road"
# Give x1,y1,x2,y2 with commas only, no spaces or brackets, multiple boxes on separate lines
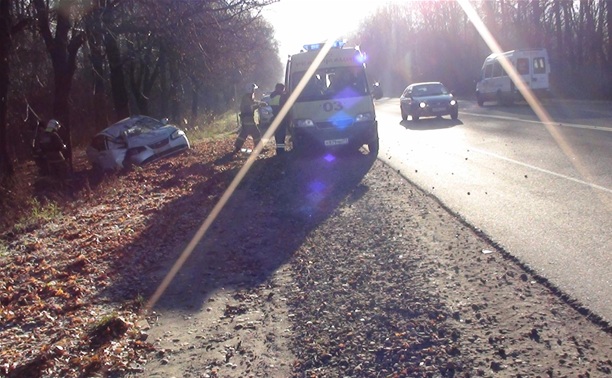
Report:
400,82,458,121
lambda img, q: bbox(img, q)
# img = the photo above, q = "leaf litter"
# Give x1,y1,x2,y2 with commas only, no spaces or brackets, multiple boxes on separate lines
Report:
1,137,610,378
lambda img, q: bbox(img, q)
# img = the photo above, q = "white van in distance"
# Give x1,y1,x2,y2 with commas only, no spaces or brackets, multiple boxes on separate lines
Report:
475,48,550,106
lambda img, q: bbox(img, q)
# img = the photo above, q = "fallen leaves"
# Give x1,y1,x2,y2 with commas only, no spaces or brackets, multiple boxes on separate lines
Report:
0,138,251,377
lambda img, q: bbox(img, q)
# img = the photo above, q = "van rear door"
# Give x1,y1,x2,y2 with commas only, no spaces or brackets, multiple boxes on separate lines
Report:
529,53,549,91
516,49,549,92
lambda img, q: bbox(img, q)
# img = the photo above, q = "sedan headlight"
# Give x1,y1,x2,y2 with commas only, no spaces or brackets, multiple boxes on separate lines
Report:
171,129,185,139
450,99,457,106
295,119,315,127
419,102,427,108
355,112,374,122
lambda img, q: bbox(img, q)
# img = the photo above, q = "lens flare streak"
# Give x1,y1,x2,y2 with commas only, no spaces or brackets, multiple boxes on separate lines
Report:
144,39,341,313
457,0,609,210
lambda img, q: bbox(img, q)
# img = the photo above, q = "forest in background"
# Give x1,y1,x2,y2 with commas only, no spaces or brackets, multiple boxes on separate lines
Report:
0,0,281,178
355,0,612,99
1,0,611,181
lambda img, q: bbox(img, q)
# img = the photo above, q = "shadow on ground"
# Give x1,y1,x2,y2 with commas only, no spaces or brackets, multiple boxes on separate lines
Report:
400,117,462,130
101,148,376,313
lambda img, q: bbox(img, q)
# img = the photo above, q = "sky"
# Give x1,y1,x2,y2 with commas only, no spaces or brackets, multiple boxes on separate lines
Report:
261,0,400,60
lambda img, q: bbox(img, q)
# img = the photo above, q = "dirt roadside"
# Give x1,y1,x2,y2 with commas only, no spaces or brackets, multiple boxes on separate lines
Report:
1,138,609,377
138,146,611,377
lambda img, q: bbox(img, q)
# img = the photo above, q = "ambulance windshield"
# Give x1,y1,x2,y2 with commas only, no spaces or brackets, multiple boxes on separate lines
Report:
292,66,369,101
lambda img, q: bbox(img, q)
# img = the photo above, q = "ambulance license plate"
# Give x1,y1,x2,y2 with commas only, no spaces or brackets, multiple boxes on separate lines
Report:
324,138,349,146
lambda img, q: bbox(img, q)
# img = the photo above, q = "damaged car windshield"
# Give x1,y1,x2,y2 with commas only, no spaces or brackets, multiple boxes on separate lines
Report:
121,117,164,137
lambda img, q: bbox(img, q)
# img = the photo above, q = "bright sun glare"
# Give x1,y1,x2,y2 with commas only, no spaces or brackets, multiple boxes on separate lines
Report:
263,0,400,58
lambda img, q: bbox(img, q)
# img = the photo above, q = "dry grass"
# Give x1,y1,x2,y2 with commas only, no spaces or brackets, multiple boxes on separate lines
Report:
0,111,238,238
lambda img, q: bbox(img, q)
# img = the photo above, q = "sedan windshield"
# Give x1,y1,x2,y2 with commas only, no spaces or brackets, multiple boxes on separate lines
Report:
411,83,448,97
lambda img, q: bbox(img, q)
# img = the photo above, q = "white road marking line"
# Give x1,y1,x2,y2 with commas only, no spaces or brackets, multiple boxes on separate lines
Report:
470,147,612,194
461,111,612,133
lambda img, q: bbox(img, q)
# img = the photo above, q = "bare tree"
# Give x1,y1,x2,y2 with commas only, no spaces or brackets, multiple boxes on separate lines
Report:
0,0,15,177
0,0,31,178
606,0,612,96
32,0,87,167
353,0,611,99
83,0,130,128
0,0,284,184
105,0,279,122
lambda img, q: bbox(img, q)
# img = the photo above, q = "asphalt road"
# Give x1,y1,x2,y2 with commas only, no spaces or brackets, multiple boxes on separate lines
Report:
374,97,612,323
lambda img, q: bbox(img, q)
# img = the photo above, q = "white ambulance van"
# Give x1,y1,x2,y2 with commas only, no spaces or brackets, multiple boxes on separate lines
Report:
475,48,550,106
284,41,379,155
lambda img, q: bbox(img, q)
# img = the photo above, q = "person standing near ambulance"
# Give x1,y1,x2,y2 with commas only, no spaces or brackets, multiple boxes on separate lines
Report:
268,83,288,156
233,83,263,154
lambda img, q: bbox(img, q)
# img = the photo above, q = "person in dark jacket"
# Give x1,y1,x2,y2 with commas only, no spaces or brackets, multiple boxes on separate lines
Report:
32,121,49,175
269,83,288,156
233,83,263,153
38,119,68,178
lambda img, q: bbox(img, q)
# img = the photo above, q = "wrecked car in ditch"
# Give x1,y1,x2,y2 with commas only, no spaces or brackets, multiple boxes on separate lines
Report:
86,115,190,171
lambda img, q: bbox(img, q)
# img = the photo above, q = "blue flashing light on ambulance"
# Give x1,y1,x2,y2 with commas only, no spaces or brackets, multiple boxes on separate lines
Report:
284,41,380,155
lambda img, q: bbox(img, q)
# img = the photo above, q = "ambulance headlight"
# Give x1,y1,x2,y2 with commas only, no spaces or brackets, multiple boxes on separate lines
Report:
355,112,374,122
296,119,315,127
419,102,427,109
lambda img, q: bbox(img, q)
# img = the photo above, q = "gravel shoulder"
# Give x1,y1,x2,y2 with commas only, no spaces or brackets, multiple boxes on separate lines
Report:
140,148,611,377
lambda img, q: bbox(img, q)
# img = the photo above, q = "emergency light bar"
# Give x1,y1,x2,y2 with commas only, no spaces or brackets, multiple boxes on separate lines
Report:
303,40,346,51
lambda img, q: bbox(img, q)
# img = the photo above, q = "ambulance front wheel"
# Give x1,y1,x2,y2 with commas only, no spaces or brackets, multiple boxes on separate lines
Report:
367,138,379,156
290,136,307,157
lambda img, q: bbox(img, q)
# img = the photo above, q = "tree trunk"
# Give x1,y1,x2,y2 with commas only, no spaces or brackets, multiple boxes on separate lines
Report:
129,54,160,116
606,0,612,97
607,1,612,65
563,1,576,70
159,45,168,116
0,0,14,177
104,30,130,120
129,63,149,115
85,9,108,133
531,0,543,47
191,78,199,120
52,65,74,164
33,0,86,170
553,1,563,54
169,60,180,122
